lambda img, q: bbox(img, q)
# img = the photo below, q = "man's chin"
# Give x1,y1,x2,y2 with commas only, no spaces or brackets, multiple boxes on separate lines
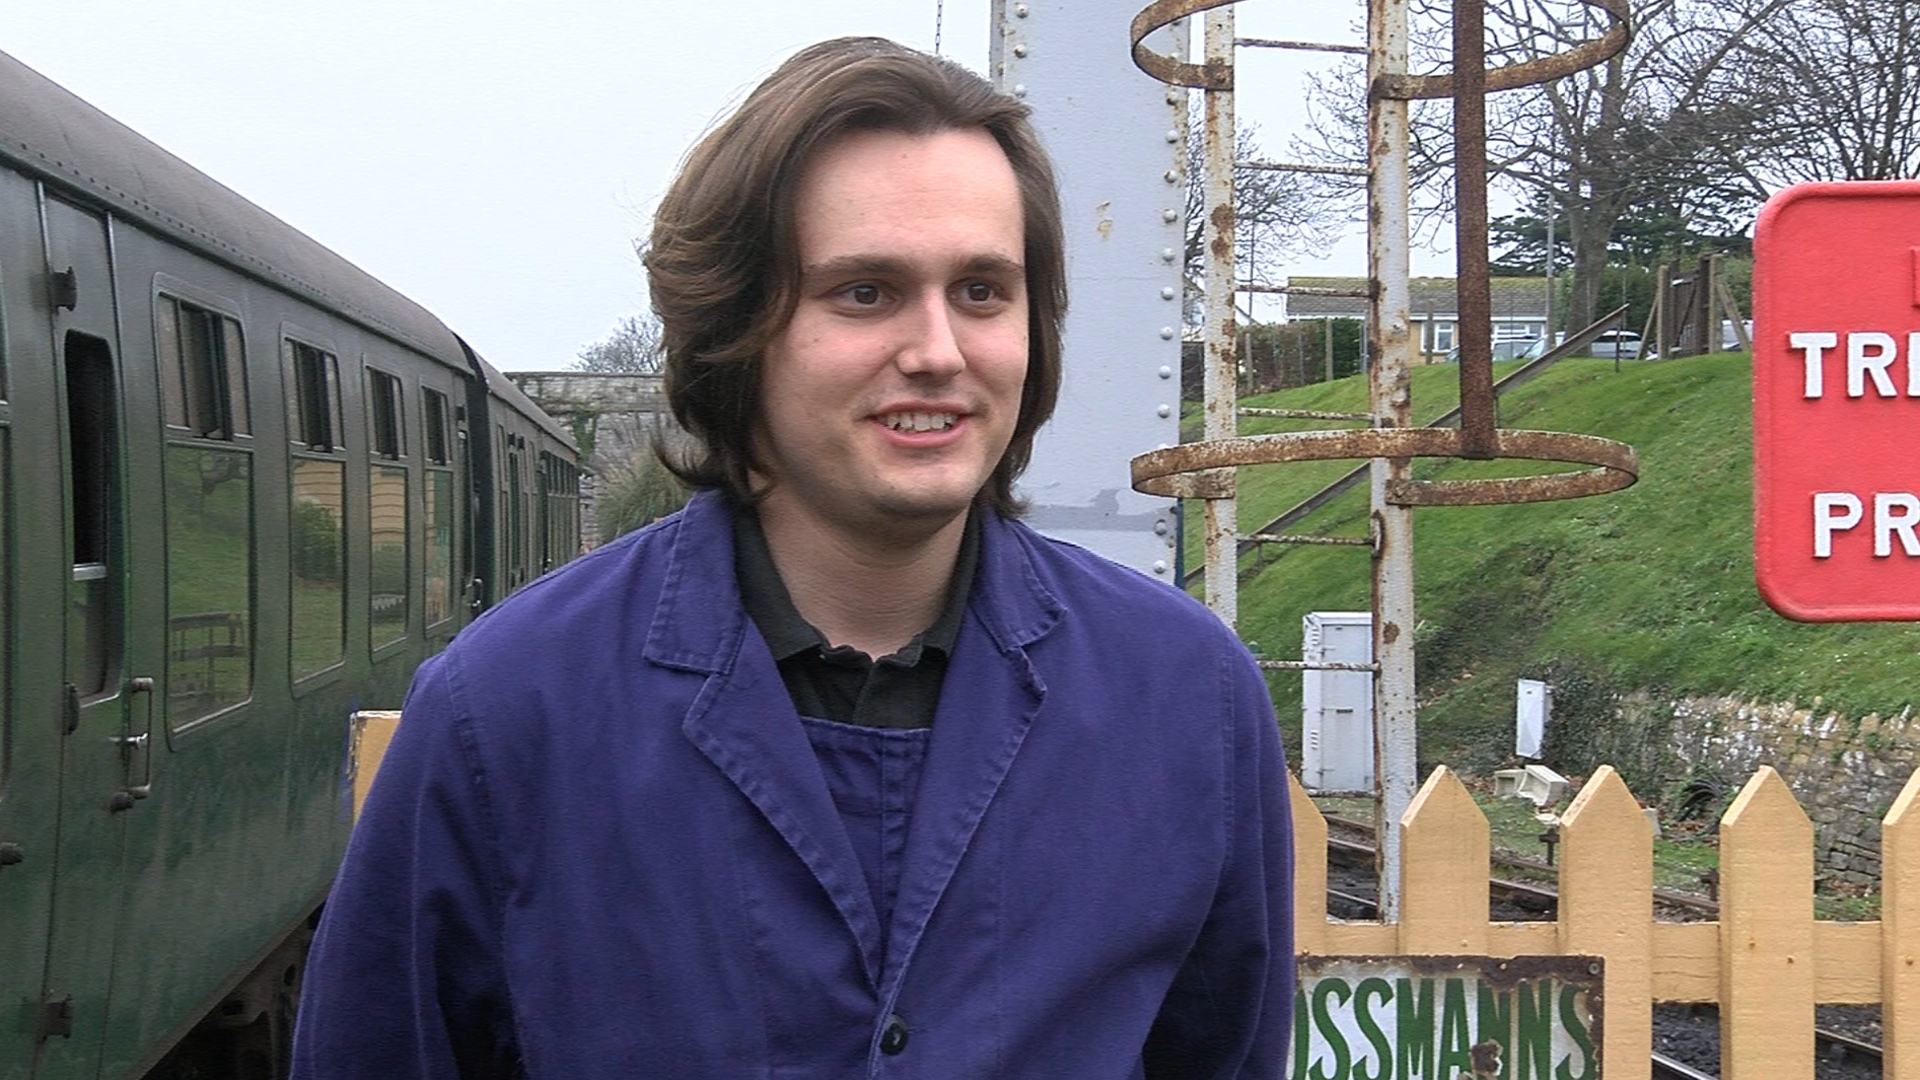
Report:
875,494,973,524
860,488,979,536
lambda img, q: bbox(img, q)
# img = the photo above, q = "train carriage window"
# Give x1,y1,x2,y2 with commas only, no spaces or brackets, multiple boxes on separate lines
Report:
367,369,404,459
496,425,511,590
222,319,249,434
421,388,454,627
157,296,249,438
535,451,581,569
289,458,345,678
158,300,256,726
424,470,453,627
164,445,253,727
286,341,342,451
369,465,409,647
562,459,580,556
422,388,450,466
287,336,346,681
535,453,551,571
66,334,122,699
508,447,525,589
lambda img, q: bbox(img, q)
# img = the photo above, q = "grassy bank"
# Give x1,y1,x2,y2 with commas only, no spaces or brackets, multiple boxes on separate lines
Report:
1192,353,1920,777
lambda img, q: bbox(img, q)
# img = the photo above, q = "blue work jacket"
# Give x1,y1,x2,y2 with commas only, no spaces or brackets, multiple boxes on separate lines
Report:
293,492,1293,1079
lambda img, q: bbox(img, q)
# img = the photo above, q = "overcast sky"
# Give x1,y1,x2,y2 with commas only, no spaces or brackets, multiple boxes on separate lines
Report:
8,1,1451,372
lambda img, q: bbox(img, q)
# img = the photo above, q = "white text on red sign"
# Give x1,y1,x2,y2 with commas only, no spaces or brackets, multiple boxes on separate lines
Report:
1813,492,1920,558
1789,328,1920,560
1789,331,1920,397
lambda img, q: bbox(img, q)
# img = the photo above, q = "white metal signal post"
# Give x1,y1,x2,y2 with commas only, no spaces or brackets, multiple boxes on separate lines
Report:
994,0,1187,580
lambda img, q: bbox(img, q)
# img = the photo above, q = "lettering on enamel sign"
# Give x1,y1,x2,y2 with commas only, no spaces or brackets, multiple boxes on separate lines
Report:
1753,181,1920,621
1285,955,1601,1080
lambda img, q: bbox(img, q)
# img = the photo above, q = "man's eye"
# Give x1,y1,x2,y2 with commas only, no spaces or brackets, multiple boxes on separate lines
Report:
847,284,882,305
962,282,997,302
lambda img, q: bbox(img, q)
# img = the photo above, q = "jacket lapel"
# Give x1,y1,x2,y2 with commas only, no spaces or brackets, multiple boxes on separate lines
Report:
680,651,885,988
647,495,884,988
878,515,1062,993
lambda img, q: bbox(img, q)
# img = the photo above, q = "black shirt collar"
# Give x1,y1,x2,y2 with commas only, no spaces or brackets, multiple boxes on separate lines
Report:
732,504,981,665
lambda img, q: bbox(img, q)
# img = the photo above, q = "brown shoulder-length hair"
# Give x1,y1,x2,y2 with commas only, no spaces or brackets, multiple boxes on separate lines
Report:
643,36,1066,517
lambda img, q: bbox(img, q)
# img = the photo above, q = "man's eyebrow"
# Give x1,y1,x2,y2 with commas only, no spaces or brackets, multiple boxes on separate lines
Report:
959,254,1026,277
800,254,1026,280
801,255,907,281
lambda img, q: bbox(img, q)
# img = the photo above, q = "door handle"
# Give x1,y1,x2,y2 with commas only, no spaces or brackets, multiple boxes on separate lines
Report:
111,676,157,811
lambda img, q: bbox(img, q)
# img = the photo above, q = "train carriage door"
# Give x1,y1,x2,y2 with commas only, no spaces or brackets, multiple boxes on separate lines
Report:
35,196,158,1079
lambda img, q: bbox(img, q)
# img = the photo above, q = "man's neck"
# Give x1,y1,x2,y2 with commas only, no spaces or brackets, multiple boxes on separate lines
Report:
753,499,969,659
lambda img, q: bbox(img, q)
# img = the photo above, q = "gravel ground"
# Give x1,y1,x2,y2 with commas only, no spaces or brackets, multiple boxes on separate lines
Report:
1653,1004,1882,1079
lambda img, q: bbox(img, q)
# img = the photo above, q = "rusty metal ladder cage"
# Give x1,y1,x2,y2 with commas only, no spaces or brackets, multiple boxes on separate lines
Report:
1125,0,1638,918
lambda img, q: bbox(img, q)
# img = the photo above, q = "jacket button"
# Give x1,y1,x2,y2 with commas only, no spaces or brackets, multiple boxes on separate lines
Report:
879,1014,909,1055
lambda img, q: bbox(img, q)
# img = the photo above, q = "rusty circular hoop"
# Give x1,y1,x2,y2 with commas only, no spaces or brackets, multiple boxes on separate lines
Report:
1130,0,1630,96
1130,428,1637,506
1130,0,1238,90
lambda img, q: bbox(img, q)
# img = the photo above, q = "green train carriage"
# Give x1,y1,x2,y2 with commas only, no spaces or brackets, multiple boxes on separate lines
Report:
0,48,579,1080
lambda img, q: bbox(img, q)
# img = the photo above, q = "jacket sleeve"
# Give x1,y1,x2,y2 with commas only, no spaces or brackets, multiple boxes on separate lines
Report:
291,651,522,1080
1143,639,1296,1079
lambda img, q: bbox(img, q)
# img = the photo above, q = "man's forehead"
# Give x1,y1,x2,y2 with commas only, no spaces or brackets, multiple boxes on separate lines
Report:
791,126,1015,197
787,127,1024,265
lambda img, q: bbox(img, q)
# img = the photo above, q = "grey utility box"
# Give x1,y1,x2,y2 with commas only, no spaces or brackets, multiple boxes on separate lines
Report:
1301,612,1374,793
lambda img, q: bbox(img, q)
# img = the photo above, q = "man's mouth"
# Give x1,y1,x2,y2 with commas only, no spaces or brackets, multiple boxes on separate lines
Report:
881,411,959,433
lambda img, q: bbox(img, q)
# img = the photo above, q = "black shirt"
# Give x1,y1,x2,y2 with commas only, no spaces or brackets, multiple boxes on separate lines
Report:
732,506,980,729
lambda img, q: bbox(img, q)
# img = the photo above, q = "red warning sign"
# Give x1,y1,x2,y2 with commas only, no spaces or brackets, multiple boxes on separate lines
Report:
1754,181,1920,621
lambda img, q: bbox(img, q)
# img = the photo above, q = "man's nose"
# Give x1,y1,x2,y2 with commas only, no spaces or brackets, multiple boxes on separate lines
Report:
895,294,966,377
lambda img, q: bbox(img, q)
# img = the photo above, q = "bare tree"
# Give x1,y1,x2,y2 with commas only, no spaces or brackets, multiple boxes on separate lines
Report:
573,312,664,374
1183,117,1349,326
1298,0,1779,332
1729,0,1920,184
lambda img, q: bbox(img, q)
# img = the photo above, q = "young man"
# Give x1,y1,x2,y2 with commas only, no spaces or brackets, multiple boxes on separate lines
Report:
293,37,1293,1079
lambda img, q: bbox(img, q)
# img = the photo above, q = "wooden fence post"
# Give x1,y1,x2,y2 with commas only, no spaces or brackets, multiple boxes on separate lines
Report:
1288,772,1330,954
1560,766,1653,1080
348,710,402,820
1398,766,1489,955
1884,768,1920,1079
1719,766,1813,1080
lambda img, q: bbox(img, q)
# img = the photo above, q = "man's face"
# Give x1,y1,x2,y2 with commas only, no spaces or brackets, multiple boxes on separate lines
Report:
754,126,1028,541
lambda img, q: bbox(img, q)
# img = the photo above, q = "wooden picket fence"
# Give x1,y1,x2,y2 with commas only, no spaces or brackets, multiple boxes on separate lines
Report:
1291,763,1920,1079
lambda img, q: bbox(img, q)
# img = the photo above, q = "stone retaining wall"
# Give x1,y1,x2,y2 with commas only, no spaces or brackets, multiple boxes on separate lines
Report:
1610,692,1918,888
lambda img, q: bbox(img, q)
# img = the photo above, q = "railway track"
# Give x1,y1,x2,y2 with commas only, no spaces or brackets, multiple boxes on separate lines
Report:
1650,1051,1718,1080
1320,819,1885,1078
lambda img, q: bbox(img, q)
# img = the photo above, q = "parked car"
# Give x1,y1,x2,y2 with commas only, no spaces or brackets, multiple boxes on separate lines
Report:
1589,329,1643,359
1444,338,1544,363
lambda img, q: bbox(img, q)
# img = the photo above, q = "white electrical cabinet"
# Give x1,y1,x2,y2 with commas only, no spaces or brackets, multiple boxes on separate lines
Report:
1516,678,1551,759
1302,612,1374,793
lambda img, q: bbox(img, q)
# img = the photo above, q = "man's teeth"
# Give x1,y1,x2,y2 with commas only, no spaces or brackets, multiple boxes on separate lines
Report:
884,412,957,433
